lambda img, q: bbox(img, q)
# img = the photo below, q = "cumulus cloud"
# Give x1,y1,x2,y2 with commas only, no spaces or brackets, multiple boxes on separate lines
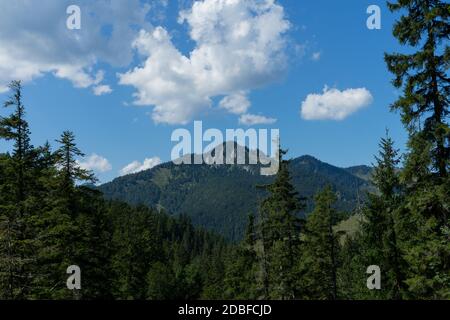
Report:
77,153,112,172
119,0,291,124
119,157,162,176
219,91,251,115
0,0,150,93
93,85,113,96
300,86,373,120
239,113,277,126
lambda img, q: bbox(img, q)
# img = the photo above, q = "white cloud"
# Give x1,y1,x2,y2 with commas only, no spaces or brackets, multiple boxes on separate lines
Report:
93,85,113,96
300,86,373,120
119,157,162,176
119,0,291,124
0,0,150,93
219,91,250,115
239,113,277,126
77,153,112,172
312,51,321,61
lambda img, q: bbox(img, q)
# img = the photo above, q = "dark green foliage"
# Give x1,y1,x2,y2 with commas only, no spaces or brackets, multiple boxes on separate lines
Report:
0,81,39,299
385,0,449,178
299,186,341,300
384,0,450,299
360,133,406,299
223,214,259,300
55,131,97,188
222,150,307,300
337,235,367,300
258,150,305,299
223,246,258,299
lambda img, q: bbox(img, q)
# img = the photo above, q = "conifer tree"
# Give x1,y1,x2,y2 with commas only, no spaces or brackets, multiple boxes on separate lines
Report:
385,0,449,179
258,149,304,299
300,186,340,300
362,133,406,299
385,0,450,298
0,81,38,299
55,131,96,191
35,131,97,299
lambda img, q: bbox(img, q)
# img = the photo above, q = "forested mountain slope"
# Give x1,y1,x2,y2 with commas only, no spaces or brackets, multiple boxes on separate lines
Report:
99,151,372,240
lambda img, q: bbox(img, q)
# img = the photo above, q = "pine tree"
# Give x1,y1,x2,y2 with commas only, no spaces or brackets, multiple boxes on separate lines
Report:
300,186,340,300
258,149,304,299
385,0,450,298
361,133,406,299
34,131,97,299
385,0,449,179
54,131,96,191
0,81,38,299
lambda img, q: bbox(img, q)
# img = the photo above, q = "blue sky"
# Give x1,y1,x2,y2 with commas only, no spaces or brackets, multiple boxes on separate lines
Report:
0,0,409,183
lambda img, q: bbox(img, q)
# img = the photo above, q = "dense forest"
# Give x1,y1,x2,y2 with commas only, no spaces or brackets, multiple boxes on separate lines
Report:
0,0,449,299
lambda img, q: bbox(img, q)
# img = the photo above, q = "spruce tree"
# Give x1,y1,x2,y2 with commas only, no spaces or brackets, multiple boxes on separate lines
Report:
362,133,406,299
35,131,96,299
54,131,96,190
258,149,304,299
385,0,449,179
385,0,450,298
300,186,341,300
0,81,38,299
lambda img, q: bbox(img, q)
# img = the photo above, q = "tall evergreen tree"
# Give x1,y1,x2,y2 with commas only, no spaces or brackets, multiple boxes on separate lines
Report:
385,0,450,298
300,186,341,300
385,0,449,179
35,131,97,299
54,131,96,191
362,133,406,299
0,81,38,299
258,149,304,299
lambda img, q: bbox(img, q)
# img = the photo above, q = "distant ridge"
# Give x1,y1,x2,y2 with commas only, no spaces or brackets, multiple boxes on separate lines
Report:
99,144,372,240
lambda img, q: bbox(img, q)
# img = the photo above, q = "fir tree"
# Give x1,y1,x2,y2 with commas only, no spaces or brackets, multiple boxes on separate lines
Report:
300,186,341,300
385,0,450,298
385,0,449,179
258,149,304,299
362,133,406,299
54,131,96,191
35,131,97,299
0,81,38,299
